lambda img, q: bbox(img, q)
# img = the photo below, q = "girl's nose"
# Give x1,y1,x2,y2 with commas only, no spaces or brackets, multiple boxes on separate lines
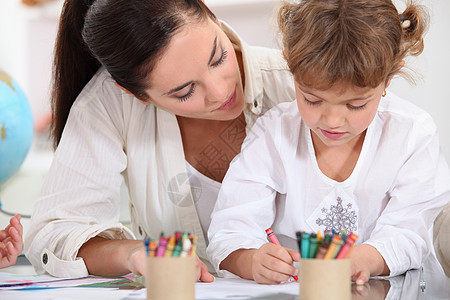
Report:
323,106,345,128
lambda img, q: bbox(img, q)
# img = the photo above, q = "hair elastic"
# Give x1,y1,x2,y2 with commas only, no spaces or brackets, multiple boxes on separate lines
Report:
399,14,411,29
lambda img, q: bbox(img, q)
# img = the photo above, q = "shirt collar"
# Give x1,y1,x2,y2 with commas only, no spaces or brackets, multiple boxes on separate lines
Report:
220,21,263,116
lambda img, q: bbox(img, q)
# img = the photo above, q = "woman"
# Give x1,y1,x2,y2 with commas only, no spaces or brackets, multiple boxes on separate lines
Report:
24,0,295,281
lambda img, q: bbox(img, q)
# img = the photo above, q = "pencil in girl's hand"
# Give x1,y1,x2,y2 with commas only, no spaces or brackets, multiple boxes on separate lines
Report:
266,228,298,281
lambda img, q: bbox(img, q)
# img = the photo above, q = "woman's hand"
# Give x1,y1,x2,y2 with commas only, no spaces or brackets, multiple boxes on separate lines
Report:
0,214,23,269
251,243,299,284
195,255,215,282
127,244,147,276
81,237,214,283
127,243,214,282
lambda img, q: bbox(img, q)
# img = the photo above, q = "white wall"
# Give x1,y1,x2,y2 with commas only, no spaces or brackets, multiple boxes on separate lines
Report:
389,0,450,162
0,0,62,123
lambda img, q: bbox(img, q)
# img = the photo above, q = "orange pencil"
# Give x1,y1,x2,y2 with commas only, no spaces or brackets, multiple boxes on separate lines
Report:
149,240,157,257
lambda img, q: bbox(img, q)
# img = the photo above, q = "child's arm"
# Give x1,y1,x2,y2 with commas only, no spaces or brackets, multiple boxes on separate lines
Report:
219,244,299,284
349,244,390,285
0,214,23,268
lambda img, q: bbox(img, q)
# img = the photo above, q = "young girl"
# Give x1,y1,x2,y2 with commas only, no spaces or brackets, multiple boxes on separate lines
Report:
24,0,295,280
207,0,450,285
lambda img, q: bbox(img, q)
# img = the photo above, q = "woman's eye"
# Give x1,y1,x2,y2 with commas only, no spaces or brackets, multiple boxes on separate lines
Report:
211,49,228,67
177,84,196,102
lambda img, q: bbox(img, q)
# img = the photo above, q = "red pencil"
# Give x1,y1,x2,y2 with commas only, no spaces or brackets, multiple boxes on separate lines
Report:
336,233,358,259
265,228,299,281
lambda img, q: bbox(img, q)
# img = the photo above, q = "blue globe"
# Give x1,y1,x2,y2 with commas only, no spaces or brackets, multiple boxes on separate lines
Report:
0,71,34,186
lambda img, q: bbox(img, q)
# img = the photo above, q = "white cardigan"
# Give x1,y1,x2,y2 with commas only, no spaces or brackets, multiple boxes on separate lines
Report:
24,22,296,278
207,95,450,277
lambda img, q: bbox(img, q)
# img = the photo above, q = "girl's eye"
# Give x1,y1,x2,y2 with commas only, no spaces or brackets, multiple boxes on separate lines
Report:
304,98,321,106
177,84,196,102
211,49,228,67
347,103,367,111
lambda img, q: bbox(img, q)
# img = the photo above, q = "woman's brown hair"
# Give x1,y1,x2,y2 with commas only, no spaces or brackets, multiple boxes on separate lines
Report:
277,0,428,90
51,0,216,149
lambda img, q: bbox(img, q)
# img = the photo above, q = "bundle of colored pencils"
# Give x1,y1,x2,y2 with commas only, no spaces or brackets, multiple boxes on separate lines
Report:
144,232,197,257
295,230,358,259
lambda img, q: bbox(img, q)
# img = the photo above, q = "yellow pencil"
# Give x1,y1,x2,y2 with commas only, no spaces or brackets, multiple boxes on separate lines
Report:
164,235,176,257
324,235,343,259
189,235,197,256
317,230,323,243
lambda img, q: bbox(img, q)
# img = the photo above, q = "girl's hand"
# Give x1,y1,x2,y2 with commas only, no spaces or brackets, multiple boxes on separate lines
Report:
251,243,299,284
349,244,390,285
0,214,23,269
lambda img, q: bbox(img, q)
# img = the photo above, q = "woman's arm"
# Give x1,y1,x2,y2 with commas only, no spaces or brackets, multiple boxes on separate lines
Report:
78,237,143,276
78,237,214,282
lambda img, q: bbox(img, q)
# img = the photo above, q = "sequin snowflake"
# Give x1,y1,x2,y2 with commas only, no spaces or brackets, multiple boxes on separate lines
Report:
316,197,357,232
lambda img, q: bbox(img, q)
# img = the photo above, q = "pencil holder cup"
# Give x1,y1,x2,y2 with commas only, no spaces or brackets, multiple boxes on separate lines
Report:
145,256,195,300
299,259,351,300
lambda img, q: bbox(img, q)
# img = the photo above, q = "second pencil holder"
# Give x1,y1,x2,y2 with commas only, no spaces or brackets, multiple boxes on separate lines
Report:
299,259,351,300
146,256,195,300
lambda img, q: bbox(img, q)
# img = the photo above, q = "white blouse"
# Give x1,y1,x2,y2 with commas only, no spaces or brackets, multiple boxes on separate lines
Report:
207,93,450,277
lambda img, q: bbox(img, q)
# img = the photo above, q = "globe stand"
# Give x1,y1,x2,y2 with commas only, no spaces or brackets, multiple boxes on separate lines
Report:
0,195,31,218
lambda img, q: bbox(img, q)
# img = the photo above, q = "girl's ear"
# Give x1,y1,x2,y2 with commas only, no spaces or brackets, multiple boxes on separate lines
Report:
386,60,405,89
115,82,149,105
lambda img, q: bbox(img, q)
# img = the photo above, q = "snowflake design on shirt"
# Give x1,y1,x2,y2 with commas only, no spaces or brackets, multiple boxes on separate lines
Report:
316,197,357,232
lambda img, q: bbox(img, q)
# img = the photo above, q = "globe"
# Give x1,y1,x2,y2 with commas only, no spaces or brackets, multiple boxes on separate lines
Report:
0,70,34,186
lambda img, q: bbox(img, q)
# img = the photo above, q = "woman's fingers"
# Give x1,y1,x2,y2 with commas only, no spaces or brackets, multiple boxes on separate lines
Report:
195,255,215,282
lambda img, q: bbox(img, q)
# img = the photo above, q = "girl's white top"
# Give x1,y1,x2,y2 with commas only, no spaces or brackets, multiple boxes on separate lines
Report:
207,95,450,278
24,22,296,278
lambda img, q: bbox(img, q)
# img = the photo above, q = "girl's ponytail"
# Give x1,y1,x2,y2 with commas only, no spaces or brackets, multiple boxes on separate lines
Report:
399,1,429,57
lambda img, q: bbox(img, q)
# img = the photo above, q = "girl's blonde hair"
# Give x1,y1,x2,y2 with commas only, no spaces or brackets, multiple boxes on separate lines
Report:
278,0,428,90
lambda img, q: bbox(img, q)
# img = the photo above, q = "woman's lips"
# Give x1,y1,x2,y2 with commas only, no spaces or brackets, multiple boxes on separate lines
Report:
321,129,345,140
217,91,236,110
